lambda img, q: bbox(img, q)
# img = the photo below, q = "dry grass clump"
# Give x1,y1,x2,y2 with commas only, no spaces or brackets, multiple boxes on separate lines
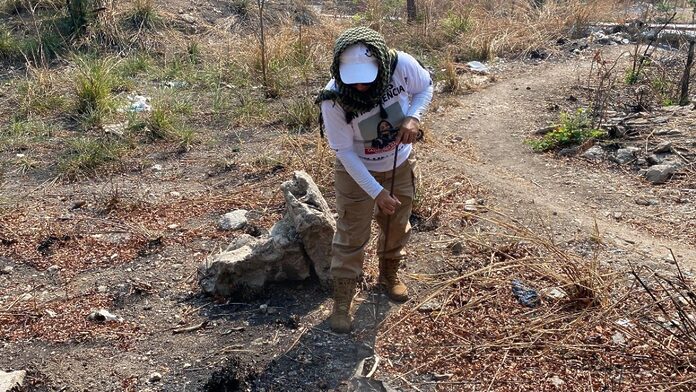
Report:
632,259,696,368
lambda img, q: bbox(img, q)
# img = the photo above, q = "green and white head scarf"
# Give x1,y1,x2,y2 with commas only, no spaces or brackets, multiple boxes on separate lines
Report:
316,27,398,134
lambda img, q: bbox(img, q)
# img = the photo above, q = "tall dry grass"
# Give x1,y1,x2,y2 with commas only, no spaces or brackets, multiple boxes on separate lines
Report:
388,0,624,60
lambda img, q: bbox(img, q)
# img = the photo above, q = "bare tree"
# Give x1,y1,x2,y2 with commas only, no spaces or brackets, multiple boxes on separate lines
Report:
407,0,417,23
256,0,268,91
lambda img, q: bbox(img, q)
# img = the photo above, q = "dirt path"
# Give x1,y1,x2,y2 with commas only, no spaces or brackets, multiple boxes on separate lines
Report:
434,48,696,268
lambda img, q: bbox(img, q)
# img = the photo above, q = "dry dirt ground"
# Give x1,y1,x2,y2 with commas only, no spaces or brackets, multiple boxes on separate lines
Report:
1,43,695,391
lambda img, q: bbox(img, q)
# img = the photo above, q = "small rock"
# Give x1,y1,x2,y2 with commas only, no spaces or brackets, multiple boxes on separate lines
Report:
45,309,58,318
653,141,672,153
418,299,442,312
611,148,636,164
104,123,126,137
541,287,567,300
643,164,678,184
558,146,579,156
464,198,478,212
149,372,162,383
152,164,163,171
0,369,26,391
170,191,181,197
613,212,623,220
97,285,108,293
448,241,464,256
646,154,663,165
87,309,123,323
259,304,268,314
183,363,192,369
612,332,626,345
0,266,12,275
582,145,604,161
70,200,86,210
218,209,248,231
47,265,60,273
20,293,33,301
636,197,659,206
549,375,565,387
180,13,196,23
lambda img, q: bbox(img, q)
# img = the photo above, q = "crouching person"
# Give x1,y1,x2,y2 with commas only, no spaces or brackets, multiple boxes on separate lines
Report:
316,27,433,333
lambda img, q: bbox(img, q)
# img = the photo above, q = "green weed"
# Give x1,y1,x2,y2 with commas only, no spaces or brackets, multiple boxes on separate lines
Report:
0,27,21,60
172,128,196,152
147,106,176,139
73,56,118,128
117,52,153,77
624,69,639,85
16,71,71,118
187,41,202,64
0,118,53,151
527,109,606,152
59,136,123,177
441,11,471,38
233,94,269,125
283,96,317,133
127,0,161,29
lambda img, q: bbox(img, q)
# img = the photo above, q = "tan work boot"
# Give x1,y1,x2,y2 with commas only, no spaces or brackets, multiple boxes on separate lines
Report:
329,278,356,334
379,259,409,302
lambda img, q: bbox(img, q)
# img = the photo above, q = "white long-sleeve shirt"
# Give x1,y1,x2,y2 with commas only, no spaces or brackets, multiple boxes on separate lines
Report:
321,51,433,199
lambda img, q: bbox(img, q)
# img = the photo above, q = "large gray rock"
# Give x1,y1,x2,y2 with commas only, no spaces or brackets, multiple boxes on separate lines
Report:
219,209,248,231
199,219,308,297
611,147,639,164
280,171,335,284
200,171,335,297
0,370,26,392
643,164,679,184
582,145,604,161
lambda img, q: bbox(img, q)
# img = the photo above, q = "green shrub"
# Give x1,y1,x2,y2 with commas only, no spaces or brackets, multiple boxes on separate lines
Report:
0,27,21,60
128,0,161,29
59,136,123,177
527,109,606,152
624,69,639,85
0,118,53,151
117,52,153,77
74,56,117,127
441,11,471,38
147,106,176,139
283,97,317,133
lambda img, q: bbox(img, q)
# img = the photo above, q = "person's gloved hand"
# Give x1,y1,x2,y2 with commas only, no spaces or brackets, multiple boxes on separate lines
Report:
375,189,401,215
396,116,420,145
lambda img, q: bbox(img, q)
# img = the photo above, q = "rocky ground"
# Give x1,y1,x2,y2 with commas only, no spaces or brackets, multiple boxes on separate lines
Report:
1,7,696,392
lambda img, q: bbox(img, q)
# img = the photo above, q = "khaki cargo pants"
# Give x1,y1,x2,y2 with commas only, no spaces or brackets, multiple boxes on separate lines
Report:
331,155,418,280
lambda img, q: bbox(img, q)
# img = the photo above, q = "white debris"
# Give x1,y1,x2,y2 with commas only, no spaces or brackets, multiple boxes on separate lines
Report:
549,375,565,387
148,372,162,383
467,61,489,74
615,319,634,328
126,95,151,112
541,287,567,300
612,332,626,345
87,309,123,323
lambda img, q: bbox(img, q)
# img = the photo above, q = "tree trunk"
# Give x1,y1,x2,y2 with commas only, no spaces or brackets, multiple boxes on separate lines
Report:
680,40,695,106
407,0,417,23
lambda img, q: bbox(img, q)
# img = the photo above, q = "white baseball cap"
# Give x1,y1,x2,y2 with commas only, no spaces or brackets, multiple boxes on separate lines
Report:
339,43,379,84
